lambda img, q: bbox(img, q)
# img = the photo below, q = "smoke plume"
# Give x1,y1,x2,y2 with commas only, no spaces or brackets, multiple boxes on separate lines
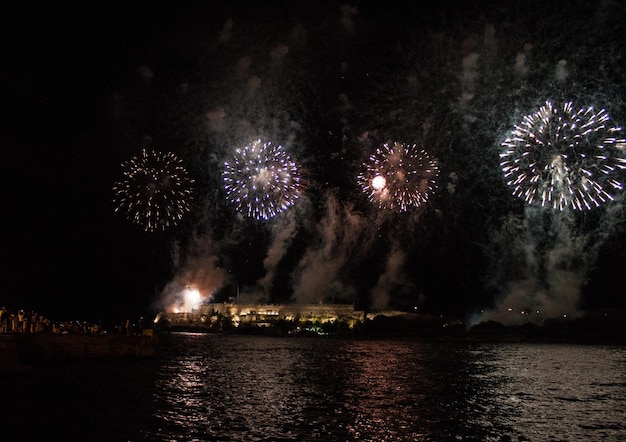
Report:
258,210,298,296
370,244,411,311
291,193,365,304
478,204,622,325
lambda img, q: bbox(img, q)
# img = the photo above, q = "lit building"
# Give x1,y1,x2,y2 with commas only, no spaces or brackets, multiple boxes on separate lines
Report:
155,303,375,330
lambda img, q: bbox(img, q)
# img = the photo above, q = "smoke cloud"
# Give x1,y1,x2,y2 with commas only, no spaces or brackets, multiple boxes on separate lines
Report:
258,210,298,296
291,193,365,304
478,203,623,326
370,244,411,311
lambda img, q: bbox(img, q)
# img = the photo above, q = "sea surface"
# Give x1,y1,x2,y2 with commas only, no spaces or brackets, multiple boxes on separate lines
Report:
2,333,626,441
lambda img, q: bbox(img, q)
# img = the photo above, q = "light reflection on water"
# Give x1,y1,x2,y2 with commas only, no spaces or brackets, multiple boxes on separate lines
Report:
465,344,626,441
4,333,624,440
145,334,626,441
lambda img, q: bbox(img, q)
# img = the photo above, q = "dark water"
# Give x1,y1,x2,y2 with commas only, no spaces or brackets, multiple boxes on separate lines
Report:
3,333,626,441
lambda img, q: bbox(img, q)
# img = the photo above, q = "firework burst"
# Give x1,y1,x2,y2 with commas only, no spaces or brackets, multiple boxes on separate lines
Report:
500,101,626,210
358,142,439,211
113,149,194,232
222,139,303,220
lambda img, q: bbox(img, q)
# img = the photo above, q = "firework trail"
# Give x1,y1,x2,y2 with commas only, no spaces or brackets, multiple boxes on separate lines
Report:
358,142,439,212
113,149,194,232
500,101,626,210
223,139,303,220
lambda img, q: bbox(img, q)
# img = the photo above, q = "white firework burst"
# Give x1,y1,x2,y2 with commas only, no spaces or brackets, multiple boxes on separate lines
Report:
500,101,626,210
222,139,303,220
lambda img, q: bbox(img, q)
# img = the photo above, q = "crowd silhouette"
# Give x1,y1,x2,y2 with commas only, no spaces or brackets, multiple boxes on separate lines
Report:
0,306,146,336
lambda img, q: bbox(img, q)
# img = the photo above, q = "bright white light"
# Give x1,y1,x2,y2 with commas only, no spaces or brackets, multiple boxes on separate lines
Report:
183,287,202,312
372,175,386,190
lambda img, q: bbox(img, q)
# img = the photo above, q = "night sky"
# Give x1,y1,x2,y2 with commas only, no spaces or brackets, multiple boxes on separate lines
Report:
2,1,626,324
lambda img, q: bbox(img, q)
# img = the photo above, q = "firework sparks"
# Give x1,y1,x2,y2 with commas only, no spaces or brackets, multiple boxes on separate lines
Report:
222,139,303,220
113,149,194,232
358,142,439,211
500,101,626,210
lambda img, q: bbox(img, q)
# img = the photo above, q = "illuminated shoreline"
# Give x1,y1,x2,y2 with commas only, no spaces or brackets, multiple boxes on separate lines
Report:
155,302,410,332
